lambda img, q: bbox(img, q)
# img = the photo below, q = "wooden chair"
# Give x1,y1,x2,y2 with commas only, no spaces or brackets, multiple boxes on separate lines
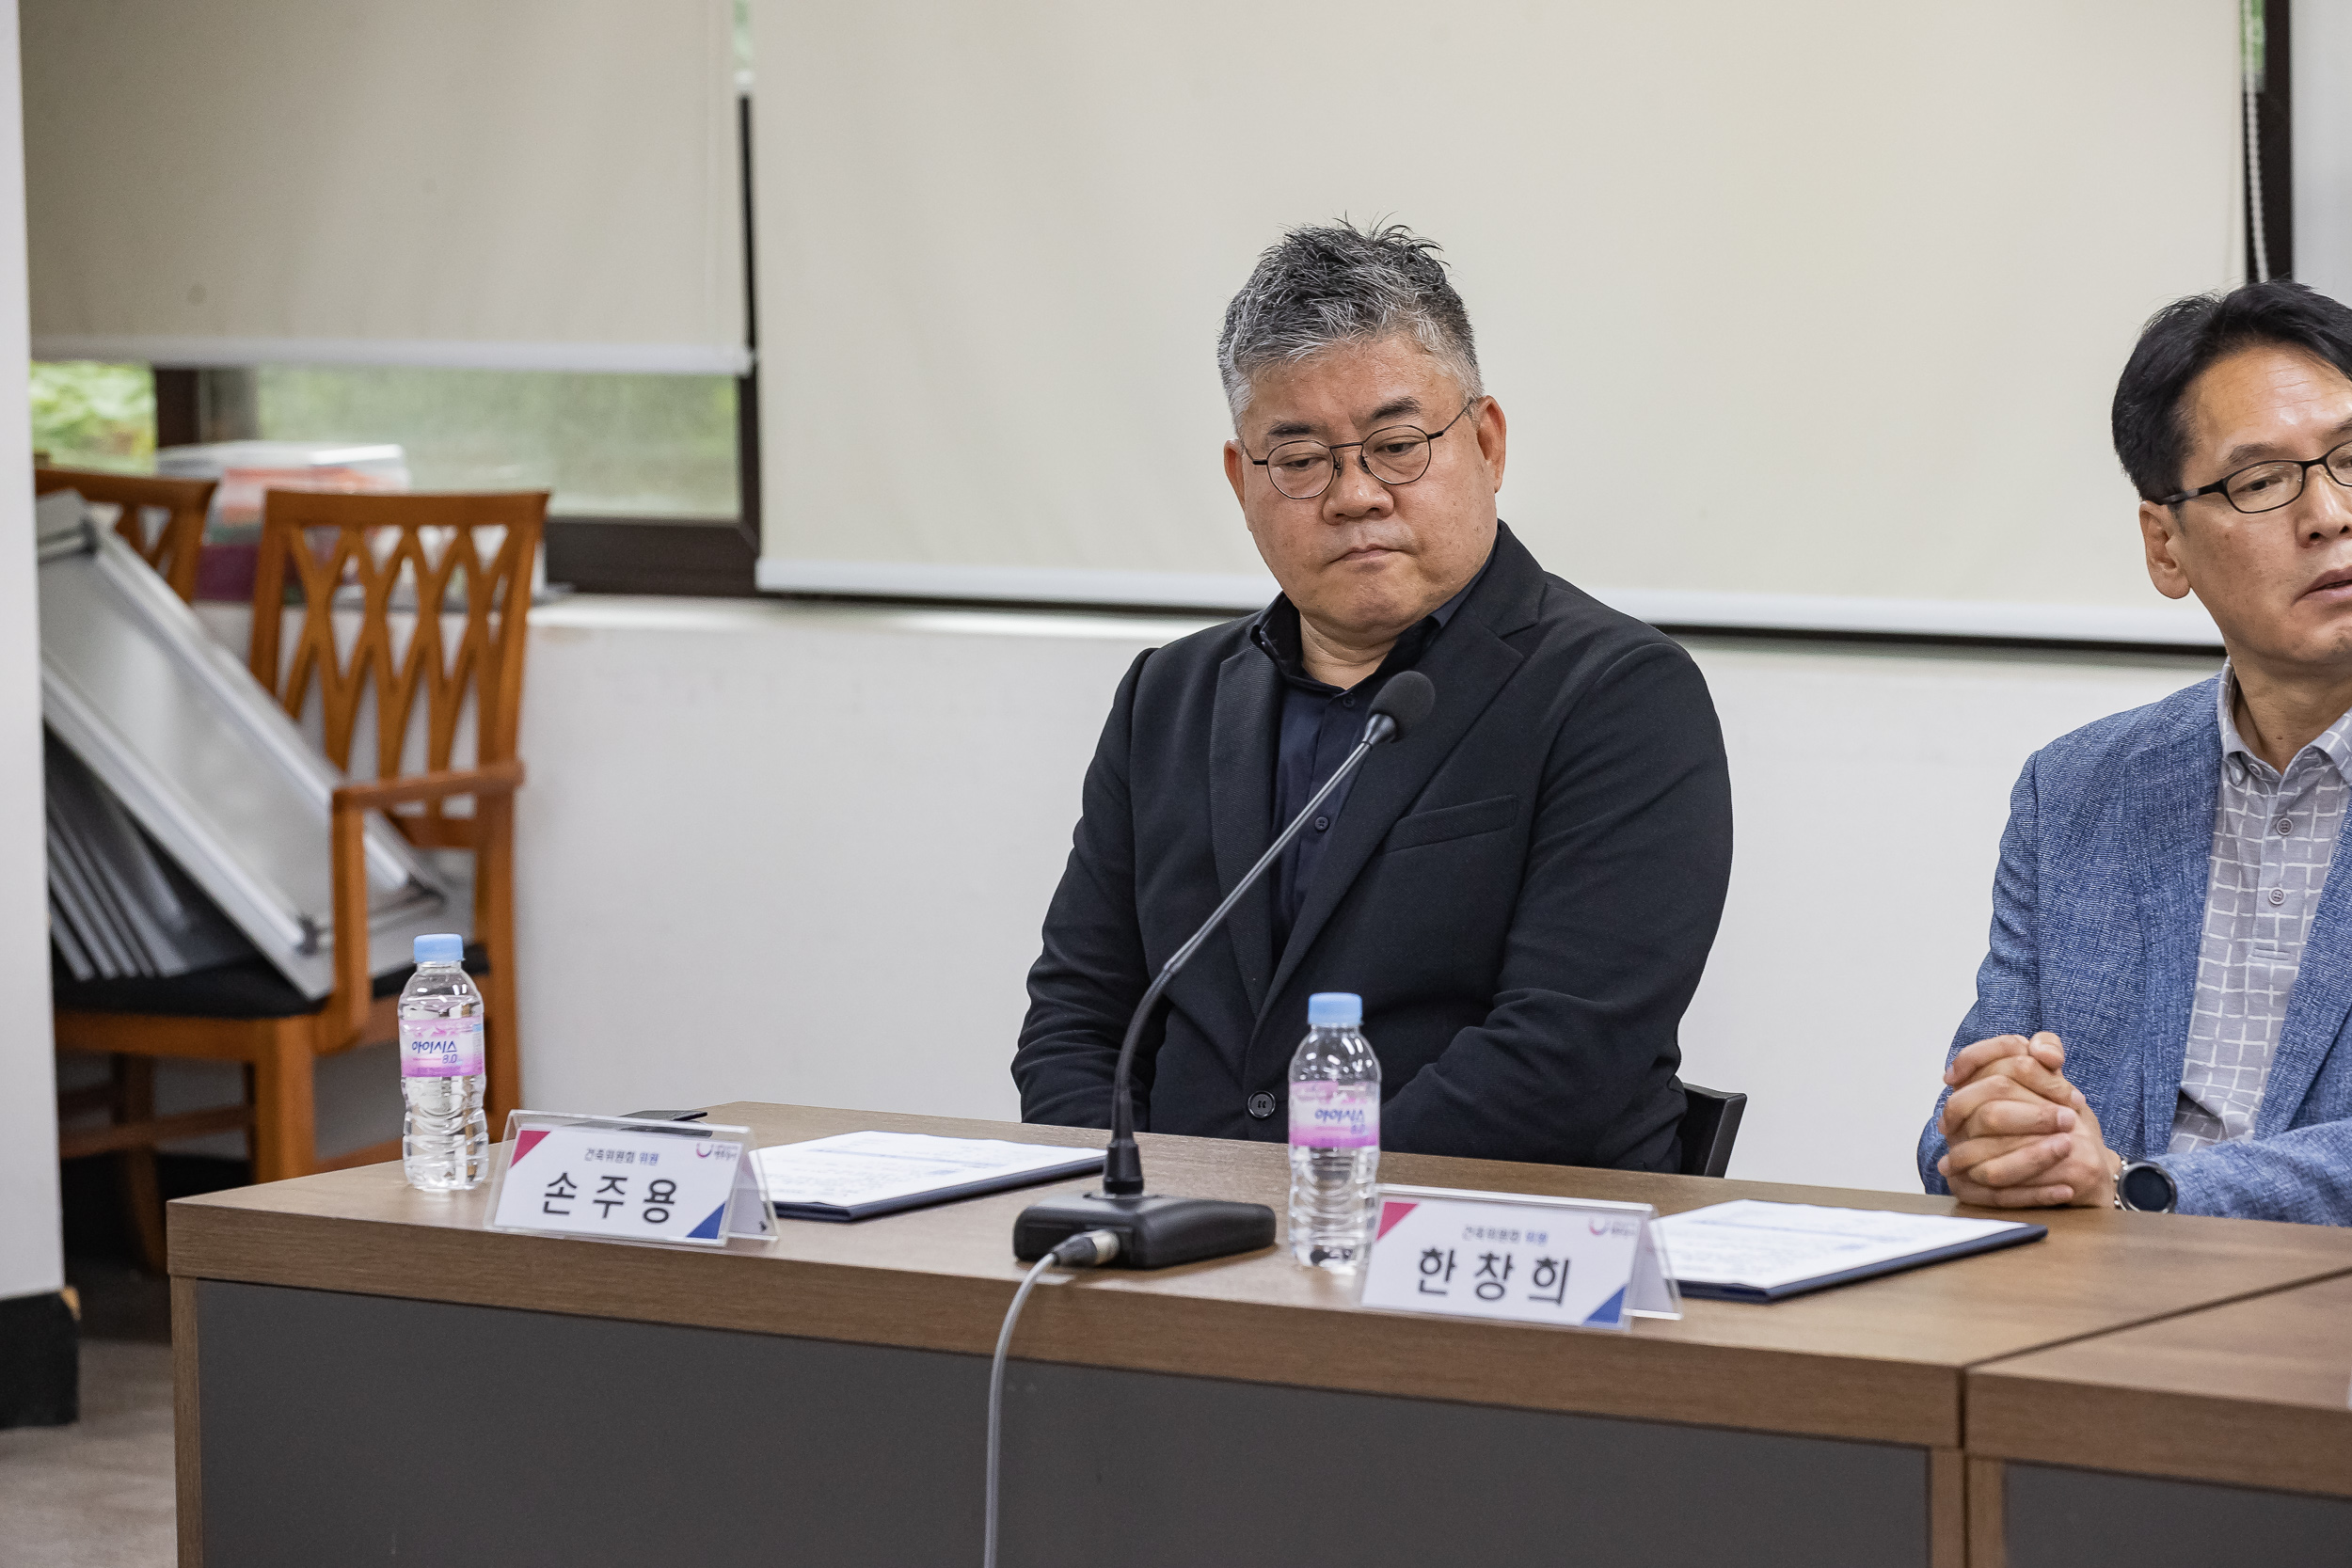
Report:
54,491,546,1257
34,466,216,602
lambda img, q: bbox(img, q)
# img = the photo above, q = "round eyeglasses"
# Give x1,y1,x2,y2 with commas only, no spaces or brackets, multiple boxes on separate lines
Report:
1247,399,1478,500
2161,438,2352,515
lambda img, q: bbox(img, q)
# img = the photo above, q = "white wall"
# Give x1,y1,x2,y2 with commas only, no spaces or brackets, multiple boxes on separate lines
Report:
505,599,2212,1196
511,600,1184,1126
1679,641,2210,1188
111,596,2212,1195
0,0,65,1305
96,594,2215,1193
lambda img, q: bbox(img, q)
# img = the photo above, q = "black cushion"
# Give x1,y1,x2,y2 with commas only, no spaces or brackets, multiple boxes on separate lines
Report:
53,943,490,1022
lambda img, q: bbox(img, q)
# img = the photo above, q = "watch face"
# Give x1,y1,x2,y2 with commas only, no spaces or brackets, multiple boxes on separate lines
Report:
2120,1162,2176,1212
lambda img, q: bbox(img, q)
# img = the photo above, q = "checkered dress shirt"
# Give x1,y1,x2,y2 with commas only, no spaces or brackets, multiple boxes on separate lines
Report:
2171,668,2352,1153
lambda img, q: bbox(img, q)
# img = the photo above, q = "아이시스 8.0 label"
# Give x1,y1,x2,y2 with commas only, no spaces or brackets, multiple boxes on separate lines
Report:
400,1017,485,1078
1290,1081,1378,1148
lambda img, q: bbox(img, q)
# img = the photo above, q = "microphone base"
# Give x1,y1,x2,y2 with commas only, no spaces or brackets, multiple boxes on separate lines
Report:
1013,1191,1277,1270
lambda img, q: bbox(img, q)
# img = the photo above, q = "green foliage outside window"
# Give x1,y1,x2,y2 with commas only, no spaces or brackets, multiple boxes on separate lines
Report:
26,360,741,517
256,367,740,517
31,362,154,470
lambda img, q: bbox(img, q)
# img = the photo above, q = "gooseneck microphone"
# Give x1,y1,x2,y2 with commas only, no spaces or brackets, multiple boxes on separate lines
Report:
1096,669,1433,1197
1013,670,1437,1269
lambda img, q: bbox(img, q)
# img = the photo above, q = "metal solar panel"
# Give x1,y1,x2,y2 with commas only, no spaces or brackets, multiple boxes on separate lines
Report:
37,490,465,999
44,732,254,980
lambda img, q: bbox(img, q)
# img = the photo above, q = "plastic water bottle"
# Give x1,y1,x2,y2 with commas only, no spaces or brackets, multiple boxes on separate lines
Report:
399,933,487,1191
1288,991,1381,1271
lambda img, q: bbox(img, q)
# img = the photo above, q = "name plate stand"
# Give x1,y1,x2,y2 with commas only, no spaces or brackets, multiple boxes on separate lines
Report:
1357,1183,1680,1332
485,1112,776,1249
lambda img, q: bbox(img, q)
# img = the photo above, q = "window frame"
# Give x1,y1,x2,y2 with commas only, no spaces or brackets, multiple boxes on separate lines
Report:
146,91,763,599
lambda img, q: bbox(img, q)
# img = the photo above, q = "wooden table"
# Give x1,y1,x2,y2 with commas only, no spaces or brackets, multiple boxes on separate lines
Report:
1969,1271,2352,1567
168,1104,2352,1568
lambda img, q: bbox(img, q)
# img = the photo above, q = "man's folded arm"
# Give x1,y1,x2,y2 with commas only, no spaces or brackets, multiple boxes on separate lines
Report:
2160,1120,2352,1224
1380,642,1733,1165
1920,754,2045,1194
1014,650,1155,1129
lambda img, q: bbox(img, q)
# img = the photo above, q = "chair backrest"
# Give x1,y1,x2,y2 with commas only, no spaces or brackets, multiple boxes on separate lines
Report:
247,489,547,847
1676,1082,1747,1179
35,466,216,602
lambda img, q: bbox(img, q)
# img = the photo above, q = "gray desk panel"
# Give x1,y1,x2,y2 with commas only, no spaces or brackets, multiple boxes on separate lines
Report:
197,1279,1929,1567
2005,1462,2352,1566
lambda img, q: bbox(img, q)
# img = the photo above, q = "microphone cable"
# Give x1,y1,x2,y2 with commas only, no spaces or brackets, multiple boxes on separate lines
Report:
984,1227,1120,1568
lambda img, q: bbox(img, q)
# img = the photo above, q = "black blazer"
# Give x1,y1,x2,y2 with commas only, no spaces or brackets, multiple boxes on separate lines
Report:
1013,523,1733,1170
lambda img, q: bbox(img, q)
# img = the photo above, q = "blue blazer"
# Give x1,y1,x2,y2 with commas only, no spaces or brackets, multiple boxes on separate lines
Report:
1919,674,2352,1225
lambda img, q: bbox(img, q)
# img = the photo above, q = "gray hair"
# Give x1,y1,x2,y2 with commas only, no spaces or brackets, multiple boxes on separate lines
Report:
1216,220,1483,424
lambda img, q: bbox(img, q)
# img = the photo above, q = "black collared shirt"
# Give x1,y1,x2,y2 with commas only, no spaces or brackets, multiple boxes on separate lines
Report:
1250,554,1489,953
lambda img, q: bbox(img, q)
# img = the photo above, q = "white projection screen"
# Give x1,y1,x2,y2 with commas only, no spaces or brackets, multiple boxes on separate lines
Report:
754,1,2242,642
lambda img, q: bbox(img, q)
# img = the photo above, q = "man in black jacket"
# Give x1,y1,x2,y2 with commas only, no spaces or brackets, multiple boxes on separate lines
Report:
1014,222,1732,1170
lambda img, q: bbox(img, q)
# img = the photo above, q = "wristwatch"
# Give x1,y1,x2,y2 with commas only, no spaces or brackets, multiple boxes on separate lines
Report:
2114,1160,2179,1213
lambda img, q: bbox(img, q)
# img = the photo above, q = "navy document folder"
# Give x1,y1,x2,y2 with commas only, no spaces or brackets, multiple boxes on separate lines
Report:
753,1131,1105,1222
1653,1200,2047,1302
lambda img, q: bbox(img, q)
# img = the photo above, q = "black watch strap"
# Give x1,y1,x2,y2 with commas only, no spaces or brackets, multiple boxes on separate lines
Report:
2116,1160,2179,1213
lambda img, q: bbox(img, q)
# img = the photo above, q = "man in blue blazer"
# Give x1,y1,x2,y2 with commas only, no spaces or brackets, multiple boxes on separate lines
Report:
1921,279,2352,1224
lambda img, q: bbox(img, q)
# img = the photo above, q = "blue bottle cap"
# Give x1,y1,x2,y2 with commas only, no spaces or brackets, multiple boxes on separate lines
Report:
413,933,464,965
1308,992,1361,1028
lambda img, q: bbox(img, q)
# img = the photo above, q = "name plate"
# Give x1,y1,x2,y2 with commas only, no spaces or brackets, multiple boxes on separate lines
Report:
1358,1184,1679,1332
486,1112,774,1247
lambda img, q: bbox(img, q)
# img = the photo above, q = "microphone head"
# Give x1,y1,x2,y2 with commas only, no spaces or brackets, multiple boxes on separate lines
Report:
1369,671,1436,737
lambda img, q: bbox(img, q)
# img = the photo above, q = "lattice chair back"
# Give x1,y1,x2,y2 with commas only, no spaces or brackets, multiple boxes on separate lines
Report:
35,466,217,602
248,489,546,846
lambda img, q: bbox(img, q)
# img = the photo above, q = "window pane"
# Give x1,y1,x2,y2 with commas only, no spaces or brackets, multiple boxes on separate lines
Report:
254,366,739,518
32,361,155,471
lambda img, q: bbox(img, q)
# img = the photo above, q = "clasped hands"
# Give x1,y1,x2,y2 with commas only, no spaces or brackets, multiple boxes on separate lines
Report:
1935,1032,2120,1209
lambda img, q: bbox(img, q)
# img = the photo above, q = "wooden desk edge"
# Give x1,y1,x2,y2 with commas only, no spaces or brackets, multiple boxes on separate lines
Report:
172,1275,202,1568
167,1198,1960,1449
1966,1366,2352,1501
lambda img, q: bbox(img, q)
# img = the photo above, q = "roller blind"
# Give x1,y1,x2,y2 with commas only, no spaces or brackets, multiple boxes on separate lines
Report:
754,0,2240,642
2297,0,2352,309
24,0,745,375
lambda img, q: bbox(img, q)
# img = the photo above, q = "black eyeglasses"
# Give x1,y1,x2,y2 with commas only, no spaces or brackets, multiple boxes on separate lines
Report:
1247,399,1478,500
2161,438,2352,514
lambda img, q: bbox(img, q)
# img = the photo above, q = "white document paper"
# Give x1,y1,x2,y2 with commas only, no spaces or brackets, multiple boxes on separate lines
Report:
1654,1199,2034,1291
753,1131,1102,1212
